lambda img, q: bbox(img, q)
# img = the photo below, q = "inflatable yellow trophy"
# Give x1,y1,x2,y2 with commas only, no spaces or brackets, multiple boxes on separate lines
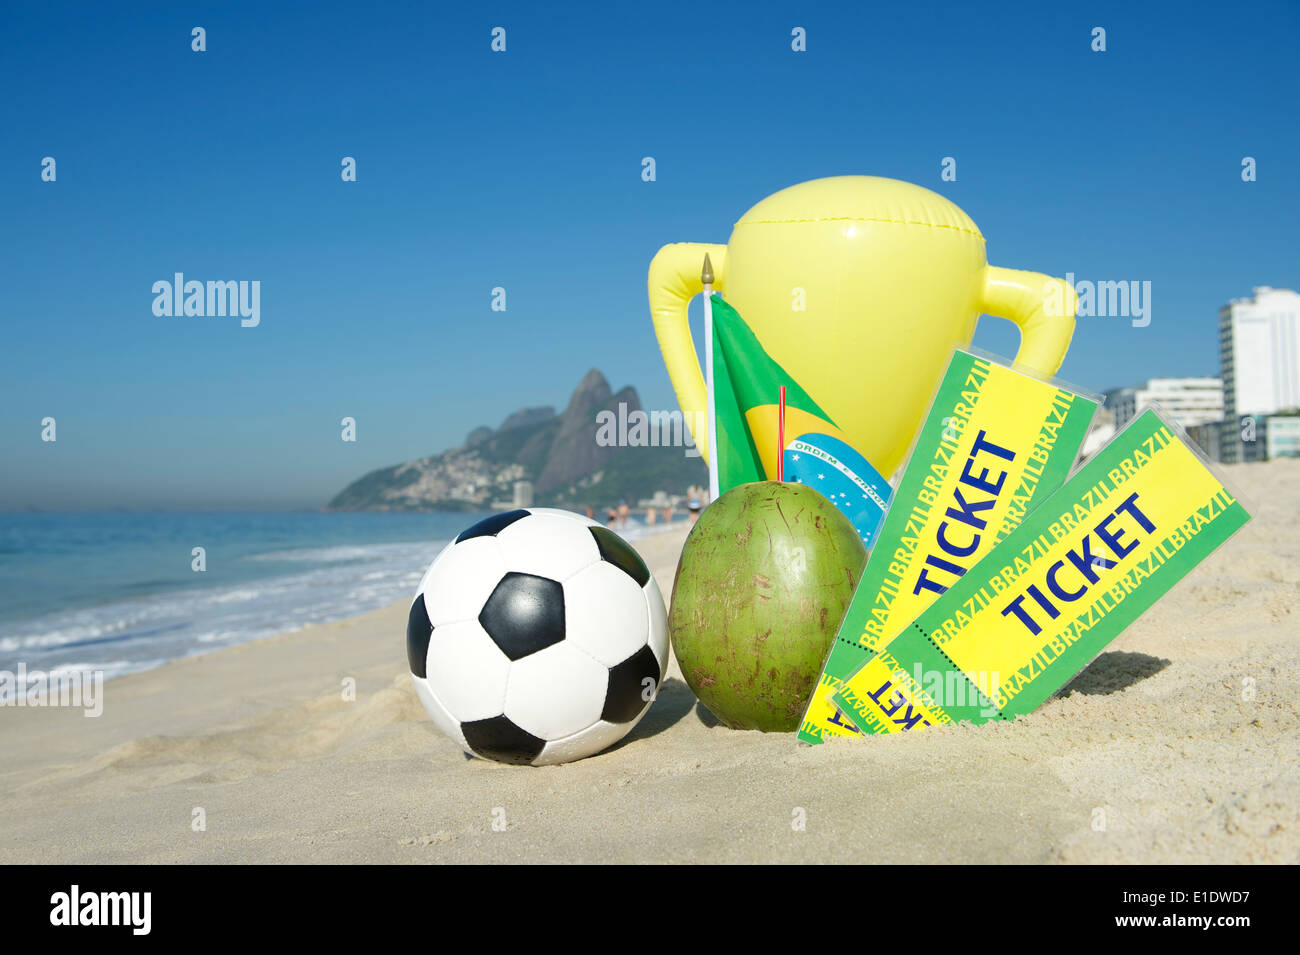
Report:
648,176,1078,481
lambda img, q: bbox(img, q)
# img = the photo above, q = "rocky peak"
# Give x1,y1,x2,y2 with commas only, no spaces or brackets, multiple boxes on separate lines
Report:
536,370,638,495
497,406,556,434
327,367,703,511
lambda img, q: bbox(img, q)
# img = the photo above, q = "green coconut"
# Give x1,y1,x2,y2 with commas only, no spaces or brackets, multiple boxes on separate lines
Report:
668,481,867,731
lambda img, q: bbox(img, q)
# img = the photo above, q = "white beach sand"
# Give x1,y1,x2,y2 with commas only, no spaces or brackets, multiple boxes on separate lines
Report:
1,458,1297,864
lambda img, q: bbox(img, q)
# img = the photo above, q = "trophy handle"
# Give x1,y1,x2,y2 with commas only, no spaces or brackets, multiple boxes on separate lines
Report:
981,266,1078,377
647,242,728,465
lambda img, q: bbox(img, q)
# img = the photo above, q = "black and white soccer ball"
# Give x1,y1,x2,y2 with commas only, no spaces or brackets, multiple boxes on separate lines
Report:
406,508,668,766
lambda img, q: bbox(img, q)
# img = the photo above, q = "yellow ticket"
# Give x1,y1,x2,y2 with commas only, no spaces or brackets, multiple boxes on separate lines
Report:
798,349,1099,745
832,409,1251,731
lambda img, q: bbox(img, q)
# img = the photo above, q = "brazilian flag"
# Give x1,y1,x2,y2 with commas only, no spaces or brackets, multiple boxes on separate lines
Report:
710,295,846,491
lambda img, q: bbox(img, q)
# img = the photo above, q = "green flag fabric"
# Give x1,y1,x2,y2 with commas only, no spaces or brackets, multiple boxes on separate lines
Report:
709,295,839,492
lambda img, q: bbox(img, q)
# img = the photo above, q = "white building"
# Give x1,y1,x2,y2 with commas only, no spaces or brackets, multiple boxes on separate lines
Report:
1107,378,1224,431
1220,287,1300,417
1265,416,1300,458
512,481,534,508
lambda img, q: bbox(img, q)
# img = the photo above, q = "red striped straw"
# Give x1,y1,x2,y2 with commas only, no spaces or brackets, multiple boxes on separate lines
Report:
777,385,786,481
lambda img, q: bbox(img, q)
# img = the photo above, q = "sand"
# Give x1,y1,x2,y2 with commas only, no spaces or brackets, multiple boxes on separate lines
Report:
1,459,1297,864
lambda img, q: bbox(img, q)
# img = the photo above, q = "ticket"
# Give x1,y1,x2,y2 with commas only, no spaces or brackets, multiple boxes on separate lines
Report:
797,348,1099,745
831,408,1251,733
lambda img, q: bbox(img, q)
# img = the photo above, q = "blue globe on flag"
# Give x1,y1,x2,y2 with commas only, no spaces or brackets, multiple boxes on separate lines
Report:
782,433,891,550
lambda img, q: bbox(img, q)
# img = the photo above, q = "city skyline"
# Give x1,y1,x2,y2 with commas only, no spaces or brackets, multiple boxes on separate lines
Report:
3,1,1298,509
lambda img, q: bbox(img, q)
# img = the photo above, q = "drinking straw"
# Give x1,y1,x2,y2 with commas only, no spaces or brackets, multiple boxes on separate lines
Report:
777,385,786,481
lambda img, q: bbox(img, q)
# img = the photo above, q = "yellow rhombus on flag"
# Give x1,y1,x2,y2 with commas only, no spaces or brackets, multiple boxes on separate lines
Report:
709,294,848,491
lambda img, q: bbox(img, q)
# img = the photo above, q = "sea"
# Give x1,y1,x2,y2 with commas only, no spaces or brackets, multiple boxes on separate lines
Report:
0,510,681,683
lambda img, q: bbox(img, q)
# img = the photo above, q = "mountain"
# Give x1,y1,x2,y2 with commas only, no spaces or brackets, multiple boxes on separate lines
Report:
326,369,707,511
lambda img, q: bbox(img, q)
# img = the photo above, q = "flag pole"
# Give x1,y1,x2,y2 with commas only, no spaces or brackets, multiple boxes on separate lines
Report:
702,253,720,502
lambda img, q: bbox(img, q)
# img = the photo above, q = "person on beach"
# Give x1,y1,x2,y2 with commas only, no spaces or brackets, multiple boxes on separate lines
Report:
646,507,657,526
617,499,629,530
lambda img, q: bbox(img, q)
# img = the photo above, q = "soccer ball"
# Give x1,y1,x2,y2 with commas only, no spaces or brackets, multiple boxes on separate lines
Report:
406,508,668,766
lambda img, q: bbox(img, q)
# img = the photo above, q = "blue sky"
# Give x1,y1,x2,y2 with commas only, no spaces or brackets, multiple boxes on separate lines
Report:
2,0,1297,509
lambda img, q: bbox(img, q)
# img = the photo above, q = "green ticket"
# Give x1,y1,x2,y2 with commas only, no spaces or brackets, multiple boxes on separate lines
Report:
797,348,1099,745
831,409,1251,733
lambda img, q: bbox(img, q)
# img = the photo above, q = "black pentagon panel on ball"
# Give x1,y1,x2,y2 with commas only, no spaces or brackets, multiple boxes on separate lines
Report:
478,571,566,660
406,593,433,678
602,645,662,724
461,715,546,765
455,509,530,543
589,526,650,587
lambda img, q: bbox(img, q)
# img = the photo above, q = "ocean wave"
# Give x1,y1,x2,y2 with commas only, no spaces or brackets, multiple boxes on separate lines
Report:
0,517,685,683
0,543,442,679
243,541,441,564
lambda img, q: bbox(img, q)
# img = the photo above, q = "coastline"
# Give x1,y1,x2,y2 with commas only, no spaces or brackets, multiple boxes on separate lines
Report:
0,512,693,686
